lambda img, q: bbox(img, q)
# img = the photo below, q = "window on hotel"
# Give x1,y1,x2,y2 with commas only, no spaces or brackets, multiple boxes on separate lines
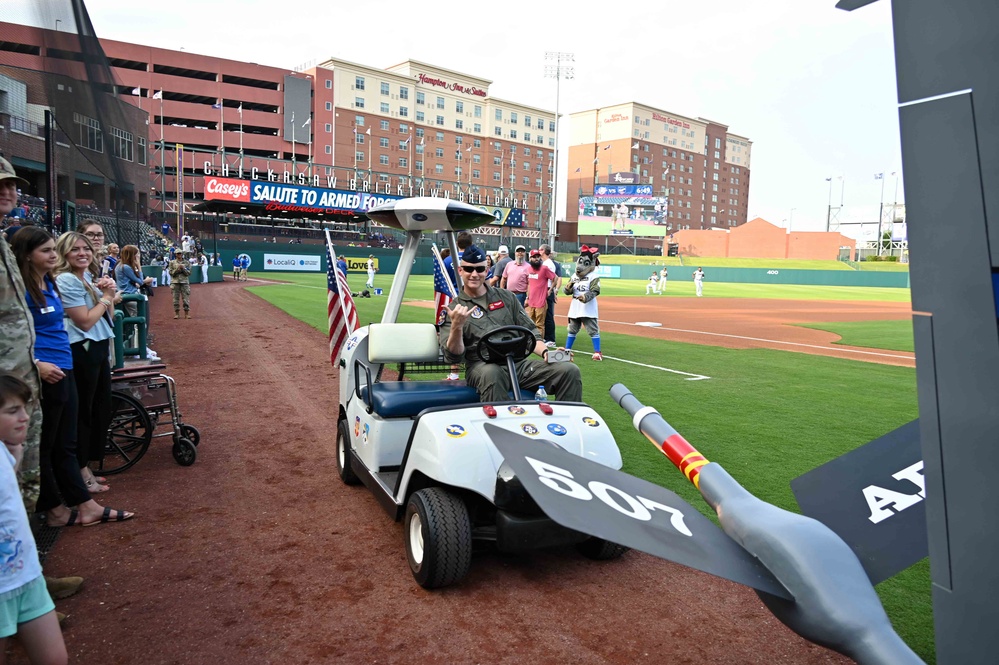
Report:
380,82,389,95
510,112,518,124
355,151,364,161
400,157,408,168
495,109,503,121
355,76,365,90
399,107,408,117
380,155,389,165
473,154,481,163
415,160,422,170
380,120,389,130
416,91,425,105
548,138,554,146
137,137,146,165
379,138,389,148
494,127,502,136
416,111,424,122
356,116,365,126
456,119,463,130
355,98,364,109
524,133,531,142
436,96,445,109
435,164,443,174
436,116,444,126
474,105,482,118
436,132,444,141
509,130,517,139
356,133,364,144
73,113,103,153
473,123,481,133
380,103,390,113
456,101,464,113
415,128,424,138
325,79,332,89
435,148,444,158
473,169,480,179
493,172,501,181
325,123,332,132
325,145,331,154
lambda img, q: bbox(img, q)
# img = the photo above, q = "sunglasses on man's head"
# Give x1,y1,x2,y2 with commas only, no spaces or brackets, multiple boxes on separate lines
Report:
460,265,487,274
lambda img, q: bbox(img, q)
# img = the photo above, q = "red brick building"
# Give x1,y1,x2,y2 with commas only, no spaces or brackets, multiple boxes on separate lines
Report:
0,22,556,238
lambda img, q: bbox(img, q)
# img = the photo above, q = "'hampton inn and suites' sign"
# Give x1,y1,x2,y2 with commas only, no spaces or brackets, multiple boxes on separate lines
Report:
415,73,487,97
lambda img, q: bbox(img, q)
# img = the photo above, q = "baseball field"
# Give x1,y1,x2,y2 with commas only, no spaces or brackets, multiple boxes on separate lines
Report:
247,271,931,662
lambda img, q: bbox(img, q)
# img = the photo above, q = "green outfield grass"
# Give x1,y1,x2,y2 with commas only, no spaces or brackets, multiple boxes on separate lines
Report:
799,320,916,352
246,273,932,662
252,272,912,303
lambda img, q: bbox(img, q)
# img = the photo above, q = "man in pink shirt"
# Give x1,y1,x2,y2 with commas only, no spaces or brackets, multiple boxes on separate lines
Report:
500,244,531,305
524,249,557,334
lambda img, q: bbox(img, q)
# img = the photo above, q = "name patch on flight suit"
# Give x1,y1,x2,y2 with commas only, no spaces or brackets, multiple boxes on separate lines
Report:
488,301,505,311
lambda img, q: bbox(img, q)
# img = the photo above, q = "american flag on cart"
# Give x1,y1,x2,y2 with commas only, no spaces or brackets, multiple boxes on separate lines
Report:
433,248,456,324
325,232,358,366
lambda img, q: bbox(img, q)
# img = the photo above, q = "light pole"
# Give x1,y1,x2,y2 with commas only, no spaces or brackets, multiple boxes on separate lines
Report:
825,177,833,232
544,51,574,249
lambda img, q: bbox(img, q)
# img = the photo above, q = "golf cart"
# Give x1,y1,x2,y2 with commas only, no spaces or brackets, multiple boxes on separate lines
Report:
336,198,626,588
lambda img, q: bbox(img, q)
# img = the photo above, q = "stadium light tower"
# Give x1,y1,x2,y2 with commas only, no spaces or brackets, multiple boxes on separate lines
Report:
544,52,574,249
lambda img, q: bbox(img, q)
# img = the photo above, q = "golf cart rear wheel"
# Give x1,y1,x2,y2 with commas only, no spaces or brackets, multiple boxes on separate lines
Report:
404,488,472,589
336,420,360,486
576,537,629,561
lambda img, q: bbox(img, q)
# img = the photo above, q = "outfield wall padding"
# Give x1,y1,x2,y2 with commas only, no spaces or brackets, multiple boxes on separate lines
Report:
213,241,909,289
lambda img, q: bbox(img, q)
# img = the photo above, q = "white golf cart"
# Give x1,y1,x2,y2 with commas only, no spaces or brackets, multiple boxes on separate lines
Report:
336,198,626,588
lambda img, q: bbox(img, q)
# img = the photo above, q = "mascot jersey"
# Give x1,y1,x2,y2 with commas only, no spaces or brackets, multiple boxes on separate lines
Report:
567,273,599,319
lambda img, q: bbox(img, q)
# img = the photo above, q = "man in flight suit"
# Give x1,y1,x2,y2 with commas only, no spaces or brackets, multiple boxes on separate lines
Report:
438,245,582,403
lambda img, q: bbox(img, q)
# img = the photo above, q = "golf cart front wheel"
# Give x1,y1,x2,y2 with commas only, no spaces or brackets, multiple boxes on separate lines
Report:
336,420,360,485
404,488,472,589
576,537,629,561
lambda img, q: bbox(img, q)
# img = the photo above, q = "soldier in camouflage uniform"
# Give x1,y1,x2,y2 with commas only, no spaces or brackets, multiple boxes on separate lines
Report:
168,252,192,318
0,157,41,511
438,245,582,403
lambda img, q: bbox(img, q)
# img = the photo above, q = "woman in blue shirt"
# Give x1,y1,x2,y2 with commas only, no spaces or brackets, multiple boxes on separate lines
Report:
11,227,134,527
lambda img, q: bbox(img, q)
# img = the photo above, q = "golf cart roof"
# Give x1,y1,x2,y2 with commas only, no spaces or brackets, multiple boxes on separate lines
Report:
365,197,496,233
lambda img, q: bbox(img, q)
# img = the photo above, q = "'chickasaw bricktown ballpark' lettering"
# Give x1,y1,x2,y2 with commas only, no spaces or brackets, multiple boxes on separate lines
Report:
202,163,535,211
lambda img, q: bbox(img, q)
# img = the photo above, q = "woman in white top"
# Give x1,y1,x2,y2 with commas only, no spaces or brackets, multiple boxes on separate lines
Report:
54,231,132,514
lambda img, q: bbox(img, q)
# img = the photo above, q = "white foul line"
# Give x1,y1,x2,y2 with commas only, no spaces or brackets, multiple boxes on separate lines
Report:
599,354,711,381
598,318,914,361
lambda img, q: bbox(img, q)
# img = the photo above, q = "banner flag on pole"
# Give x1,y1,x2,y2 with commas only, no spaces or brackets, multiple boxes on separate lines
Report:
130,87,141,95
431,242,458,323
325,231,359,366
152,90,163,99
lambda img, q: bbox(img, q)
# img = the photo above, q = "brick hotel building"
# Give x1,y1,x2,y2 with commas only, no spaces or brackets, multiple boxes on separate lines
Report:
566,102,752,248
0,21,556,237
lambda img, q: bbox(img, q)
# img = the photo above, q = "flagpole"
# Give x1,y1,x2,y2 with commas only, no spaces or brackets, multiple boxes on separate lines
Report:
291,111,296,176
219,98,224,157
157,91,165,221
326,230,353,334
238,104,243,176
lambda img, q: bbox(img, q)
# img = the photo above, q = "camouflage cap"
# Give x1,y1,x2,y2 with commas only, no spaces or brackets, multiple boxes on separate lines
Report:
0,157,28,185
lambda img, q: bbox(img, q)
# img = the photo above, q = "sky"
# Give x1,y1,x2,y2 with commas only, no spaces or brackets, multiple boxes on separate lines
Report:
7,0,905,239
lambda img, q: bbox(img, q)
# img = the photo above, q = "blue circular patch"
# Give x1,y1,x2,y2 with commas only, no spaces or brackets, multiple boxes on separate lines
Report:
547,423,567,436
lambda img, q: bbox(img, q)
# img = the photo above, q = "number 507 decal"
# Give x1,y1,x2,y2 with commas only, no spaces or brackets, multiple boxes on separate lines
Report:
525,457,693,537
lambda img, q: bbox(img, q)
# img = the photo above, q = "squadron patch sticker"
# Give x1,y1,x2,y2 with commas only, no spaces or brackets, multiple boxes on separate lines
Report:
437,309,448,326
446,424,468,438
582,417,600,428
521,423,539,436
354,416,361,437
547,423,567,436
345,334,361,352
470,306,485,319
507,406,526,415
362,423,370,445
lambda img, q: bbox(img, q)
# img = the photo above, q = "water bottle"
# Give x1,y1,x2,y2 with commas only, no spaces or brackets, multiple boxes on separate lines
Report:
535,385,548,402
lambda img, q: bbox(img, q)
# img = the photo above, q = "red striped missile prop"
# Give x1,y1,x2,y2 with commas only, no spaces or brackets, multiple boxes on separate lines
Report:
608,384,923,665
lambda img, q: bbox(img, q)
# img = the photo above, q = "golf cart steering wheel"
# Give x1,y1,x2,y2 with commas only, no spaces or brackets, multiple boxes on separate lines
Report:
477,325,536,365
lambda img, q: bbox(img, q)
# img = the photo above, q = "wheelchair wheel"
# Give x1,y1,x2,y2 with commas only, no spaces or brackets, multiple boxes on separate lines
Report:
172,438,197,466
179,424,200,446
93,391,153,476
